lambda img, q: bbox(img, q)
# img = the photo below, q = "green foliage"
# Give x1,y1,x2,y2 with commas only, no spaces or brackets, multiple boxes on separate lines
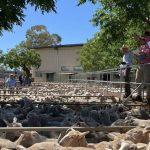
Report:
91,0,150,44
80,0,150,71
25,25,61,48
3,43,41,76
0,49,3,57
78,0,97,5
80,32,122,71
0,0,56,34
0,49,4,64
51,33,62,46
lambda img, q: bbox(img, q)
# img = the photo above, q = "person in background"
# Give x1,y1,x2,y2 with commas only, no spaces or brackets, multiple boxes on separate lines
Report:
19,74,23,86
23,73,32,86
5,74,16,88
133,30,150,103
120,45,134,98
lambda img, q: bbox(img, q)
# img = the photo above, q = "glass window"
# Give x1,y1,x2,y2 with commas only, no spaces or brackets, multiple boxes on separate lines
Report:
73,66,83,71
61,66,71,71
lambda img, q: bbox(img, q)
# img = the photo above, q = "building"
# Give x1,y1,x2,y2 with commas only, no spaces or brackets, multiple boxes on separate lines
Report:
31,43,84,82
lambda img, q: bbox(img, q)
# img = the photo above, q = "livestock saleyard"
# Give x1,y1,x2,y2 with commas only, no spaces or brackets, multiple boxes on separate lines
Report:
0,66,150,149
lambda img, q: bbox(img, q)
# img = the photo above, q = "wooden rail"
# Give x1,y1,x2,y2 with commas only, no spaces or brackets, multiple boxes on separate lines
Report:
0,126,136,133
0,100,147,107
58,95,113,98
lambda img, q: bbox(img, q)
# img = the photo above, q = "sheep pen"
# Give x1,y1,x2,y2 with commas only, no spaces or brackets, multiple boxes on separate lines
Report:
0,82,149,150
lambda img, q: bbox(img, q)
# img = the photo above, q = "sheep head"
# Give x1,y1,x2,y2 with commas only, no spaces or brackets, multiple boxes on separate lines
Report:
119,140,137,150
59,128,89,147
125,127,150,144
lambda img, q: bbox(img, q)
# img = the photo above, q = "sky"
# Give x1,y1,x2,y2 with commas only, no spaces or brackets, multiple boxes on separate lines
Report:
0,0,99,52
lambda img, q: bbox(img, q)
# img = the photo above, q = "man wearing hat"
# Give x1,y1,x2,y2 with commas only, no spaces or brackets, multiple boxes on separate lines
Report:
5,74,16,88
120,45,134,98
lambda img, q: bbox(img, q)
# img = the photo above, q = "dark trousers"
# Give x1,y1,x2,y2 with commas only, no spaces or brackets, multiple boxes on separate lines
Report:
124,67,131,96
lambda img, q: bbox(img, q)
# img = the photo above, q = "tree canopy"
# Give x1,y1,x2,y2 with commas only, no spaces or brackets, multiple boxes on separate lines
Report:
91,0,149,43
0,0,56,34
25,25,61,48
80,0,150,71
0,49,4,64
0,0,95,35
2,24,61,74
80,32,122,71
3,42,41,76
78,0,97,5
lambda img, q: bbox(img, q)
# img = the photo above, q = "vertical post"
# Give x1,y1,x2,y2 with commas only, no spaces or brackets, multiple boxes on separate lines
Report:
120,68,123,99
106,72,109,94
141,64,144,100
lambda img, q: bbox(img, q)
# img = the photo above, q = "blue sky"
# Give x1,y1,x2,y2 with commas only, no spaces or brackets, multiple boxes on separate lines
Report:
0,0,99,52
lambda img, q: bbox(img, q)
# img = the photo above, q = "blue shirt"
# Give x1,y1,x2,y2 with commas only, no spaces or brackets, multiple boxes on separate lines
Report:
123,52,133,66
6,78,16,88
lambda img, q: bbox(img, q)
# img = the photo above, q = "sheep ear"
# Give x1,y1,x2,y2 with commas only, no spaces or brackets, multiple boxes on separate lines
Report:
81,131,89,136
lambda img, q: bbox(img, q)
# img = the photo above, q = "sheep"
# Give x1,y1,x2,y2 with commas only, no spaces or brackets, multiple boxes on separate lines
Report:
124,126,150,144
58,128,89,147
0,133,24,149
25,112,41,127
146,142,150,150
95,141,115,150
99,110,112,126
89,110,102,124
95,132,137,150
17,143,94,150
1,148,11,150
60,147,94,150
130,118,150,126
136,143,148,150
111,115,150,127
3,117,22,141
80,107,90,118
119,140,137,150
19,131,51,148
16,142,61,150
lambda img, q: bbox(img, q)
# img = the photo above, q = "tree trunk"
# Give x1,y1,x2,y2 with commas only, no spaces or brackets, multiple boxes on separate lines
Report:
22,65,30,77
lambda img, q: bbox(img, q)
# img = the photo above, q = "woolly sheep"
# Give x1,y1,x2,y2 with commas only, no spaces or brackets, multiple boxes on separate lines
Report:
59,128,89,147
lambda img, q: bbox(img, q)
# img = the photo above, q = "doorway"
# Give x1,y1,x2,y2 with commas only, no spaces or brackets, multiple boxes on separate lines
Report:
46,73,54,82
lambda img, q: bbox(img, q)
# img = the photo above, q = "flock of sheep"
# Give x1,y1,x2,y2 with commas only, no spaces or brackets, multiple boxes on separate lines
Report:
0,82,150,149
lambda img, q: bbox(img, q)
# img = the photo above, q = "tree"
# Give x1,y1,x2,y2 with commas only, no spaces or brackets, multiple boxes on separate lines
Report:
81,0,150,44
0,49,4,64
78,0,97,5
25,25,61,48
79,0,150,70
0,50,5,71
3,42,41,77
0,0,95,34
80,32,122,71
0,0,56,34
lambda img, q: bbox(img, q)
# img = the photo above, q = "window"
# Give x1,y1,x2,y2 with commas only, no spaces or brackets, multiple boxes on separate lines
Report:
73,66,83,71
61,66,71,71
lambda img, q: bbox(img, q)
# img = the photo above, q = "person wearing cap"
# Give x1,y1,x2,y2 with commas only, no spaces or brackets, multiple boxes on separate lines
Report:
5,74,16,88
120,45,134,98
133,31,150,103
